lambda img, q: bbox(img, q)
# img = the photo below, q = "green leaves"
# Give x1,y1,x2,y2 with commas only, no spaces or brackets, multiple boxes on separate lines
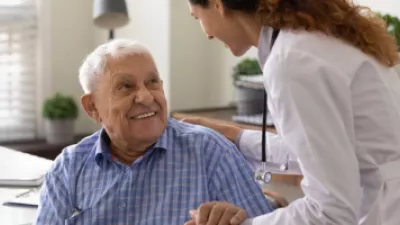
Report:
377,12,400,51
232,58,262,83
42,93,78,120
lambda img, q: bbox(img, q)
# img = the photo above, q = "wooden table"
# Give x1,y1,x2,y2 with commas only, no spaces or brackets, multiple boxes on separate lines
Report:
171,107,304,188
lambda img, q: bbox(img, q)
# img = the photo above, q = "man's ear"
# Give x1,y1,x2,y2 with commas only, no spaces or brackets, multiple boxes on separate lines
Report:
81,93,101,123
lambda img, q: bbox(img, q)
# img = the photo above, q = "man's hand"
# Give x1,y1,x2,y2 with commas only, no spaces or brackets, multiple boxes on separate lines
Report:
181,117,242,142
184,202,248,225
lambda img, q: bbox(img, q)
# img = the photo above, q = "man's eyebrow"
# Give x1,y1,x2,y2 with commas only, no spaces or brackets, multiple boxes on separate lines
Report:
147,71,159,78
110,73,133,83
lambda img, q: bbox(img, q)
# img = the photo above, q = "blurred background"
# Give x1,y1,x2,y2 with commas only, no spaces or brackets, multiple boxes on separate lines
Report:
0,0,399,156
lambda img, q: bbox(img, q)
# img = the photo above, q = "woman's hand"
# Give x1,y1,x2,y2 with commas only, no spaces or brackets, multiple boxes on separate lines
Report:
184,202,248,225
263,189,289,208
182,117,242,142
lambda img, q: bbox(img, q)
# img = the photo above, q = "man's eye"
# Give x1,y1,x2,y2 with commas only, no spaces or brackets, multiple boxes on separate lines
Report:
146,78,160,85
118,83,132,90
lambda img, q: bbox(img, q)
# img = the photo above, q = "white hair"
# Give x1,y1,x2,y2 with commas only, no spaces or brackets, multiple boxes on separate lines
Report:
78,39,152,93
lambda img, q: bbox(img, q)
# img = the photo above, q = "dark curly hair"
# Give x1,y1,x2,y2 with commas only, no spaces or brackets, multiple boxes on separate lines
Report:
189,0,400,67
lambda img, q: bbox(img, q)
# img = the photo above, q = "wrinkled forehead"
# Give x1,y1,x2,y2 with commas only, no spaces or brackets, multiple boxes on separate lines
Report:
103,53,158,81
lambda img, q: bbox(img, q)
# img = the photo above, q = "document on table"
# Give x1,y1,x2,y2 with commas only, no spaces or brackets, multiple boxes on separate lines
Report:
0,189,39,225
0,188,28,203
0,146,53,187
2,188,40,208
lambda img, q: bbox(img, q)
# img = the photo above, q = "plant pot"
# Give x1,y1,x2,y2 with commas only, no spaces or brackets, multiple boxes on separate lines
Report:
235,86,264,115
44,119,75,144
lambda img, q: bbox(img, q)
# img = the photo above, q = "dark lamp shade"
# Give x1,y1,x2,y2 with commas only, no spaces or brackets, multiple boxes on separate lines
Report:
93,0,129,29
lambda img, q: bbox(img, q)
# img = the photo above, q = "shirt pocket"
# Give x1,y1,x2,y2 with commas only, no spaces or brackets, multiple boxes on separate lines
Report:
64,205,112,225
66,188,117,224
64,208,91,225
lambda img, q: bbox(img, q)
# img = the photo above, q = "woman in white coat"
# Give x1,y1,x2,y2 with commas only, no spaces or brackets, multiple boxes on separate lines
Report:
184,0,400,225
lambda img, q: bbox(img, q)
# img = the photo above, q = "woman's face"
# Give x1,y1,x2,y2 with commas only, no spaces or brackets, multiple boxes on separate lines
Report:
188,1,253,56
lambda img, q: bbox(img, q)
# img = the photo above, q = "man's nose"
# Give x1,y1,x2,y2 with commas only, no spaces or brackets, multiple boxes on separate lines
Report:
134,87,154,105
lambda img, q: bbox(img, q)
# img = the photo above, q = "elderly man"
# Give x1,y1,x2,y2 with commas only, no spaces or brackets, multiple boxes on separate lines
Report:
35,39,273,225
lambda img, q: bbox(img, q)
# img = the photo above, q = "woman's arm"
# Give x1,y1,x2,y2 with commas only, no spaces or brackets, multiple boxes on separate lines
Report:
181,117,301,173
236,129,300,173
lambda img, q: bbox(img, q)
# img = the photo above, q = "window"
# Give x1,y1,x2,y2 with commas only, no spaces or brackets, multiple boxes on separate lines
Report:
0,0,37,141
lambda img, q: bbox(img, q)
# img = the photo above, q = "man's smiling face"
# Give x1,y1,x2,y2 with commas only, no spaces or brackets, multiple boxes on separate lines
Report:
93,53,168,147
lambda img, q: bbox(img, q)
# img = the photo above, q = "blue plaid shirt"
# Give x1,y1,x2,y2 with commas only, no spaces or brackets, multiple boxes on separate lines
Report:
35,118,273,225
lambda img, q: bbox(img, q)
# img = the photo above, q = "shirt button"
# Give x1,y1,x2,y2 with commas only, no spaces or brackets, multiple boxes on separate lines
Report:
120,202,126,208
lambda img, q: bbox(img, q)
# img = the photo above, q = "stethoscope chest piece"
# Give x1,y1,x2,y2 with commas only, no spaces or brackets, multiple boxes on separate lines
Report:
255,168,272,184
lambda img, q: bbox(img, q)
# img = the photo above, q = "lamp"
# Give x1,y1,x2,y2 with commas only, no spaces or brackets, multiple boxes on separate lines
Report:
93,0,129,40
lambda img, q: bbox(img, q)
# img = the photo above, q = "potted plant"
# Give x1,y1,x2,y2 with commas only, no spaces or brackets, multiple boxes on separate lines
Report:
232,58,264,115
42,93,78,144
377,12,400,74
377,13,400,52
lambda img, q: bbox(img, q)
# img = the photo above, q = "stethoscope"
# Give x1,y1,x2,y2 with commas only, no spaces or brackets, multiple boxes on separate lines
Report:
254,28,289,184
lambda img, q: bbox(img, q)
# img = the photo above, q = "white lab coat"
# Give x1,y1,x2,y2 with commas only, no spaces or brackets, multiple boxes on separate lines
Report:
240,27,400,225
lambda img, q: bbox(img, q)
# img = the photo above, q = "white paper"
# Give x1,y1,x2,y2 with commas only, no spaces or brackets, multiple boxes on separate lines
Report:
0,188,28,203
0,146,53,187
3,188,40,207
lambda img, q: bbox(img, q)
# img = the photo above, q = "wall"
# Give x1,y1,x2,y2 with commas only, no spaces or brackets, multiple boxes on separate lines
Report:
169,1,258,111
169,0,215,110
356,0,400,17
37,0,99,136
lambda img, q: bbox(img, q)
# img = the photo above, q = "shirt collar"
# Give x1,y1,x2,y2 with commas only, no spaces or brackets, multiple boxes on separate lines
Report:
94,128,113,166
257,26,274,70
94,122,172,167
151,119,172,151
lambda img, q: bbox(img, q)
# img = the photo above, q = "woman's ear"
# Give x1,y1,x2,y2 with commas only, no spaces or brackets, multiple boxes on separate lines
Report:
81,93,101,123
214,0,226,16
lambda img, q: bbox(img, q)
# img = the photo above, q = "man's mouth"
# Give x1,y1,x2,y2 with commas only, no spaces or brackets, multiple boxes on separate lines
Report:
132,112,156,119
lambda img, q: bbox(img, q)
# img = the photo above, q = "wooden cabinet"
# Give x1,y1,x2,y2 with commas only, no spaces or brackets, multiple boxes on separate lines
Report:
2,135,87,160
